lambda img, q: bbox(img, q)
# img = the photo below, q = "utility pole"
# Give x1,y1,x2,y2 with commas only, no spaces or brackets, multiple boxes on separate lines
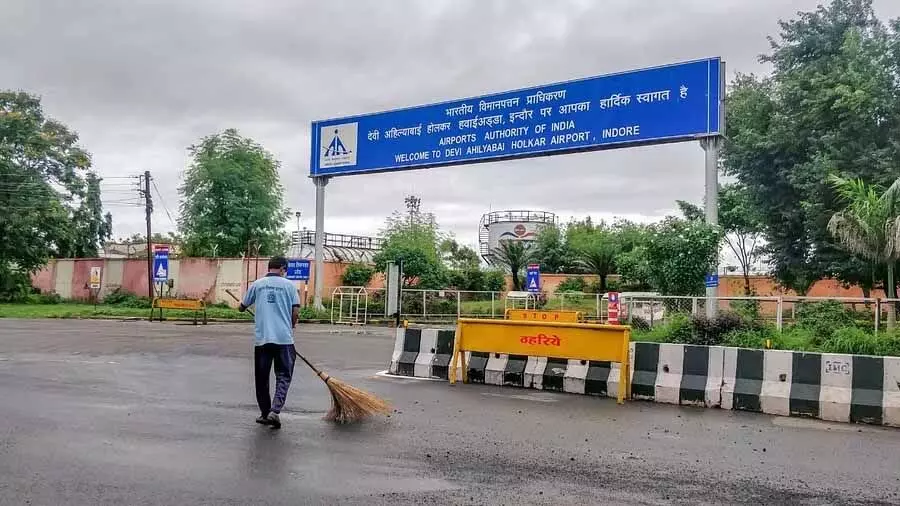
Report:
140,171,153,300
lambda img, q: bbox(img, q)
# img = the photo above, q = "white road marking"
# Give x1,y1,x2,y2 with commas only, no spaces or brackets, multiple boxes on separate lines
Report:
481,392,559,403
0,357,119,365
374,370,444,382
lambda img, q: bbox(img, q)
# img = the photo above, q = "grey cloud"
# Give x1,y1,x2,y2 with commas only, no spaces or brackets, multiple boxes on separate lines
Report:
3,0,899,248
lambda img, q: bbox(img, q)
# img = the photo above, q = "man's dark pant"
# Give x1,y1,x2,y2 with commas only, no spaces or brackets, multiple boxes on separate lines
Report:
254,343,296,416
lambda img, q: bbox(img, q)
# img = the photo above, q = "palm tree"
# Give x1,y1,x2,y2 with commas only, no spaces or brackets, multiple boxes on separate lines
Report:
573,231,619,292
490,240,532,291
827,175,900,328
566,222,619,291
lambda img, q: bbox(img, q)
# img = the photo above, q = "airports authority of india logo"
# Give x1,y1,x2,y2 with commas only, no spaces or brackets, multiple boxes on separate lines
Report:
320,122,358,168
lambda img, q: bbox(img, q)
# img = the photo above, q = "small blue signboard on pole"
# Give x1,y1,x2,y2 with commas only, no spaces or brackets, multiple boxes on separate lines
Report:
286,259,311,281
152,246,169,283
705,273,719,288
311,57,723,178
526,264,541,293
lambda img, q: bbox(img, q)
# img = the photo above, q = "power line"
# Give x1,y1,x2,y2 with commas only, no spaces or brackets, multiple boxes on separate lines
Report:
151,179,176,227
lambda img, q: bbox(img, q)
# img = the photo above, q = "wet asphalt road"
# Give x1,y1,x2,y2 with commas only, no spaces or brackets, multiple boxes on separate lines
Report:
0,319,899,505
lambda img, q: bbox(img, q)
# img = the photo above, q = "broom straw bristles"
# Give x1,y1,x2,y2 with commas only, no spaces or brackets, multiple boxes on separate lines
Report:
320,373,392,424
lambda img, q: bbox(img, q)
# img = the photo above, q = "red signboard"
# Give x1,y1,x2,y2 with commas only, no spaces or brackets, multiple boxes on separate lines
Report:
607,291,620,325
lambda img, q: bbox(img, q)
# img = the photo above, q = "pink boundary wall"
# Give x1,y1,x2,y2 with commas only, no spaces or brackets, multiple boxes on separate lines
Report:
31,258,382,303
32,258,880,303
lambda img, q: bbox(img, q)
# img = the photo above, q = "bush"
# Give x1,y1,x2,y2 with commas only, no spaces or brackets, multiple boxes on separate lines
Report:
686,312,750,346
794,300,858,343
341,262,375,287
34,292,62,304
632,313,691,343
634,311,755,346
102,288,152,308
298,306,329,320
730,298,761,319
820,327,880,355
818,327,900,356
483,269,506,292
723,327,775,349
0,270,33,303
556,277,587,293
634,313,693,343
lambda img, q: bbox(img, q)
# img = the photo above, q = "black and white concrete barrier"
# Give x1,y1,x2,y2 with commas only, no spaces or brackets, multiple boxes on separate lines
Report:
387,327,900,427
721,348,900,425
389,327,456,380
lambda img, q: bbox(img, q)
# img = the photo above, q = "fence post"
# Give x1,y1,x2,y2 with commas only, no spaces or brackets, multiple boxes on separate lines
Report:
422,291,426,318
491,292,495,318
457,291,461,319
776,296,784,331
691,297,698,316
596,293,601,320
875,298,881,335
627,300,634,325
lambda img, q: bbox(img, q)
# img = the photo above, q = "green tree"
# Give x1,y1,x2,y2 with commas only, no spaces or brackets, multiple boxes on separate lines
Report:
567,221,619,291
483,269,507,292
532,223,572,273
58,172,113,258
341,262,376,287
645,217,722,296
373,196,446,288
0,91,111,299
678,185,765,295
723,0,900,294
719,185,765,295
178,129,288,257
439,238,480,270
827,175,900,327
611,220,653,290
490,240,532,291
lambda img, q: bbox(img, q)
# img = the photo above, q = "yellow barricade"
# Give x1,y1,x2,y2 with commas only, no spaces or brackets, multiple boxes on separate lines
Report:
449,318,631,404
150,298,207,325
505,309,584,323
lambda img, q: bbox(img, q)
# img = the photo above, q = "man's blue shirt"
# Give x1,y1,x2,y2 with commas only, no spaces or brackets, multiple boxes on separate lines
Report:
242,273,300,346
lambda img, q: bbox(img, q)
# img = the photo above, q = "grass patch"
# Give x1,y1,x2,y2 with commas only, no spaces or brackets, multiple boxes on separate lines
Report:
0,303,331,321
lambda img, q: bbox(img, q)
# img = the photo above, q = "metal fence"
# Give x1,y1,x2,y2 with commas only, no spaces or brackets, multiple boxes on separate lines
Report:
621,295,900,334
317,288,900,332
321,288,611,323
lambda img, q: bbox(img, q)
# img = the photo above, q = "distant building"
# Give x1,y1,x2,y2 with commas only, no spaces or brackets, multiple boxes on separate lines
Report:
287,229,381,263
101,242,179,259
478,210,557,262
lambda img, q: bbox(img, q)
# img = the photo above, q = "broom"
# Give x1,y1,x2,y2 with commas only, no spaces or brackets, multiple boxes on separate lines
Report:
225,289,390,424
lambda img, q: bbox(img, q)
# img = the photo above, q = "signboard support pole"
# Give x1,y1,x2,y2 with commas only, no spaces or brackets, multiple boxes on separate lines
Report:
701,136,721,318
313,176,329,310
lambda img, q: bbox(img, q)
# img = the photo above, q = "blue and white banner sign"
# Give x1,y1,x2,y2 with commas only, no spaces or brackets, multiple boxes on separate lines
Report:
310,58,722,177
286,259,311,281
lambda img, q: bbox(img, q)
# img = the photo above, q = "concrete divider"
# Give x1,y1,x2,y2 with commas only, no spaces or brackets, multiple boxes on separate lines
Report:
388,327,456,380
388,327,900,428
721,348,900,427
629,343,724,407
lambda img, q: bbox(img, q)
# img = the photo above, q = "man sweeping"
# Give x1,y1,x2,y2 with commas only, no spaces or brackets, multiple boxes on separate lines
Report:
239,256,300,429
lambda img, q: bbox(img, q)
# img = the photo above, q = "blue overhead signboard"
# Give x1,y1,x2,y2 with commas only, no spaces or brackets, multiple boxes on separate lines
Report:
310,58,722,177
286,259,311,281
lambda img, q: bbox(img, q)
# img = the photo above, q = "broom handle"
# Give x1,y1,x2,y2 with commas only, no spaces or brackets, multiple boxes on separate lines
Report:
224,289,326,378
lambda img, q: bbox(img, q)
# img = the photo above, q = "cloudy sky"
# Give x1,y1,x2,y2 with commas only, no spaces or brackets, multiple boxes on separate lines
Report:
4,0,899,249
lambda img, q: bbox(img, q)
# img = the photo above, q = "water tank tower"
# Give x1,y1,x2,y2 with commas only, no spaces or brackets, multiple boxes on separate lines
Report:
478,210,557,262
